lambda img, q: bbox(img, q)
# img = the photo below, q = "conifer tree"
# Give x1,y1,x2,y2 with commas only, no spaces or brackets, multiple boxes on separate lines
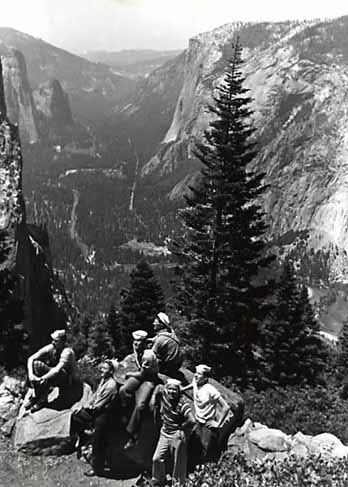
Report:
106,303,128,359
336,316,348,381
260,261,326,387
172,39,273,382
118,259,165,353
87,316,115,359
0,234,26,369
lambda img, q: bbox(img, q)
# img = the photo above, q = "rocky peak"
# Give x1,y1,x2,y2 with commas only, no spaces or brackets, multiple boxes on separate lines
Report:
33,78,74,137
0,45,39,142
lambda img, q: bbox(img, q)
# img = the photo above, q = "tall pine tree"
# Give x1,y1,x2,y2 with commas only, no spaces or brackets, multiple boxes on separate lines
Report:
118,259,165,353
260,260,326,387
172,39,273,383
0,233,26,369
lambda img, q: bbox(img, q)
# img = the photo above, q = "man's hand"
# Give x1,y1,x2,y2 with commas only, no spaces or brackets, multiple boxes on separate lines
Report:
208,420,221,429
29,375,39,383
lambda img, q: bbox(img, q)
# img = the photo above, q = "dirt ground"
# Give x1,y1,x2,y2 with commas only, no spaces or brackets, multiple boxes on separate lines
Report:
0,437,140,487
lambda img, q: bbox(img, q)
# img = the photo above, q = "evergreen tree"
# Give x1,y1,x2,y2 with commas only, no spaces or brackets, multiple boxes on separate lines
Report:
336,316,348,381
106,304,128,359
87,315,115,359
172,39,273,383
118,259,165,353
260,261,326,387
0,234,26,369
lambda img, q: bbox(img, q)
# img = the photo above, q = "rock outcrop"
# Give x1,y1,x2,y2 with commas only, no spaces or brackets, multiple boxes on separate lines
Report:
0,59,67,351
33,79,74,135
0,45,39,142
228,418,348,460
15,382,92,455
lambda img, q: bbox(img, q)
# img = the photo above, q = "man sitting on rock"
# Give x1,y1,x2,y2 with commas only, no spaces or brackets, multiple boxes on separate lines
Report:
149,312,183,378
150,378,195,487
26,329,80,412
120,330,159,450
72,360,119,477
184,364,230,467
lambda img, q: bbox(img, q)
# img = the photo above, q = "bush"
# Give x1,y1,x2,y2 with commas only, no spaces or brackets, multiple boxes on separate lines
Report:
183,453,348,486
244,384,348,444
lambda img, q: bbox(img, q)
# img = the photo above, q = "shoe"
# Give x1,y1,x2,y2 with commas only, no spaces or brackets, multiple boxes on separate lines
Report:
30,402,46,413
84,469,98,477
123,436,138,451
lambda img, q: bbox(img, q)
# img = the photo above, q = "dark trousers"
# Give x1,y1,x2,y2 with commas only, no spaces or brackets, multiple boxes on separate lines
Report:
188,423,219,470
72,408,112,472
120,379,155,437
31,360,68,402
92,412,113,471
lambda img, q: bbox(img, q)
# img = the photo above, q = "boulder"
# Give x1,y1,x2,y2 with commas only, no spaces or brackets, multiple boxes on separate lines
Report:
249,427,291,452
14,382,92,455
228,419,348,461
0,376,24,433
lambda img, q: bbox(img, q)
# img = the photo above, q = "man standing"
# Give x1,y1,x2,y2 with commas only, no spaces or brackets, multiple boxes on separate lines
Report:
120,330,159,450
150,312,183,377
150,379,195,487
26,329,80,412
73,360,118,477
186,364,230,466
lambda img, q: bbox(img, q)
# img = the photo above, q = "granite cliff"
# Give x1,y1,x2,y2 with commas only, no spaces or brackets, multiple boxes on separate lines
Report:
127,17,348,282
0,59,67,351
0,44,39,143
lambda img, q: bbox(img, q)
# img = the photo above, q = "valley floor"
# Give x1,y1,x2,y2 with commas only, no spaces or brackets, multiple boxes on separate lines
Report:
0,437,137,487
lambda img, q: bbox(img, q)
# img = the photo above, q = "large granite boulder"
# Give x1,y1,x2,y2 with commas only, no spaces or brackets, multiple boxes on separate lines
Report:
0,375,25,437
228,419,348,461
14,382,92,455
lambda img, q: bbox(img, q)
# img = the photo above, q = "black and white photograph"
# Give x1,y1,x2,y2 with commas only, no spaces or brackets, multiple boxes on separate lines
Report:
1,1,348,485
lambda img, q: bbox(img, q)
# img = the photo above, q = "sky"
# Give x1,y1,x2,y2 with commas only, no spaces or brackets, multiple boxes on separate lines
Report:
0,0,348,53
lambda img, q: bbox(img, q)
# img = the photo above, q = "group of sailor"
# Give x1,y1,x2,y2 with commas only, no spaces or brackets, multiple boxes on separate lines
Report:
25,312,230,485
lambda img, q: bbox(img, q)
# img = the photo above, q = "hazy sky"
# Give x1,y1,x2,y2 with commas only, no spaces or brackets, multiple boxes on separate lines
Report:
1,0,348,53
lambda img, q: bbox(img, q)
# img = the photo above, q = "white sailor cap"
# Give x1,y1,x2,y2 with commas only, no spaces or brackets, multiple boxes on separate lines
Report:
155,312,170,327
132,330,148,340
166,378,182,389
195,364,212,376
51,329,67,340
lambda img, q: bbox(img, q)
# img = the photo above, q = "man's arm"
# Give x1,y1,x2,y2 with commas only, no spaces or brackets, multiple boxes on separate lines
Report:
215,396,231,428
39,348,72,382
27,345,50,381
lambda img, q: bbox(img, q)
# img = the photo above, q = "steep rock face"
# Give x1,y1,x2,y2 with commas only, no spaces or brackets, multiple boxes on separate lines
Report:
0,44,39,142
140,17,348,276
0,59,66,351
0,27,136,125
33,79,75,138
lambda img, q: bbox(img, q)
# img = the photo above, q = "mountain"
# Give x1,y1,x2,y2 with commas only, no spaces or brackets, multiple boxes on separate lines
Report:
0,27,136,125
0,59,68,351
8,17,348,331
0,44,39,142
83,49,183,78
121,18,348,275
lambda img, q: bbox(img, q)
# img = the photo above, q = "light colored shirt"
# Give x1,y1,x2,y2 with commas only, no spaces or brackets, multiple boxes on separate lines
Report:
34,344,80,382
89,376,117,412
193,380,221,426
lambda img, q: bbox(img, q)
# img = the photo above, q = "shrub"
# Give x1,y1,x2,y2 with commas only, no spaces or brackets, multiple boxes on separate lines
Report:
244,384,348,444
183,453,348,486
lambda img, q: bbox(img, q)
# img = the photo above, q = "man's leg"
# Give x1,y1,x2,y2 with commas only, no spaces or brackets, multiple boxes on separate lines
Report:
126,380,155,437
199,425,219,463
151,432,169,487
170,431,188,486
90,412,111,474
